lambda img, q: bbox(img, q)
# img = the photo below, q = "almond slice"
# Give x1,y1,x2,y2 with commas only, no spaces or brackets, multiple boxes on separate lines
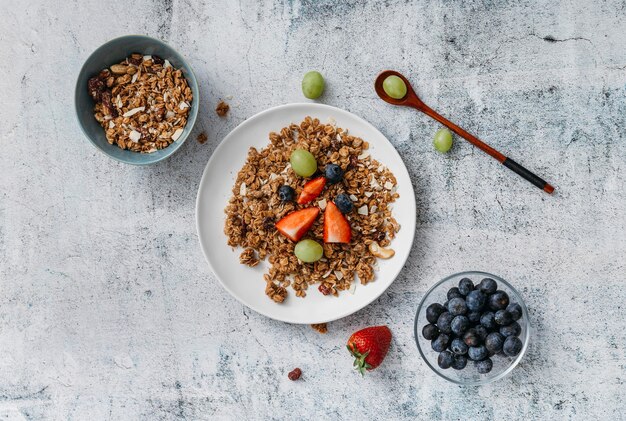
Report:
123,107,145,117
128,130,141,143
171,128,184,141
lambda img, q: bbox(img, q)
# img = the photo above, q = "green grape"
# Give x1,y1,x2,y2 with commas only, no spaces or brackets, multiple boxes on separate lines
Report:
302,71,325,99
433,128,454,153
382,75,407,99
294,239,324,263
290,149,317,177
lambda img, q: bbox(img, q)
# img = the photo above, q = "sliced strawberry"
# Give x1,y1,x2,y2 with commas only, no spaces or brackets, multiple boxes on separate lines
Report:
275,207,320,242
323,202,351,243
297,177,326,204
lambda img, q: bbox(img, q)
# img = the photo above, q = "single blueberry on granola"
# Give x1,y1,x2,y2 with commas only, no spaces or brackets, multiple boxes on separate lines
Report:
325,163,344,183
334,193,353,213
278,185,296,202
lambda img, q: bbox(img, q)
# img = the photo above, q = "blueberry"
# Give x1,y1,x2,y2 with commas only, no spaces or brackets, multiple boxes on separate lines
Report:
507,303,523,321
452,355,468,370
485,332,505,354
438,350,454,369
465,290,486,312
479,312,497,330
475,325,489,341
500,321,521,338
334,193,353,214
426,303,446,324
422,324,439,340
503,336,523,357
448,297,467,316
451,315,469,336
447,287,463,300
475,358,493,374
478,278,498,294
325,163,344,183
463,329,480,347
468,345,489,361
278,185,296,202
443,300,449,310
494,310,513,326
431,333,450,352
468,311,481,324
488,291,510,311
458,277,474,296
436,312,454,334
450,338,468,355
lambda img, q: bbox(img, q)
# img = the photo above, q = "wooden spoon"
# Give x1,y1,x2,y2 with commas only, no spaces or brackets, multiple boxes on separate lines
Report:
374,70,554,194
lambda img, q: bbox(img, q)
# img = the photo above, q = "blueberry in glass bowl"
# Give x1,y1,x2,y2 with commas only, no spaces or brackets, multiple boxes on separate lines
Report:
414,271,530,385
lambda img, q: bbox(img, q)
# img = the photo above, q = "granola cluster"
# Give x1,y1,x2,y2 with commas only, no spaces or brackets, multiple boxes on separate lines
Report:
88,53,192,153
224,117,400,302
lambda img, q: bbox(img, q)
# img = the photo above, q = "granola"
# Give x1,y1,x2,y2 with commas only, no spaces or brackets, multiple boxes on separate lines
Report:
216,100,230,117
88,53,192,153
224,117,400,303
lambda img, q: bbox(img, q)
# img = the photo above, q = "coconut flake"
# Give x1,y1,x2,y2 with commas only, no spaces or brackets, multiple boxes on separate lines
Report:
116,95,122,108
349,194,358,201
334,270,344,281
131,72,139,83
269,173,278,181
357,205,369,216
123,107,145,117
318,199,327,210
239,182,247,196
165,110,176,119
384,181,394,190
322,269,333,278
171,128,184,141
109,121,115,128
327,117,337,127
370,205,378,213
143,55,152,61
364,191,373,198
164,59,172,68
349,282,357,294
179,101,189,110
358,151,370,159
128,130,141,142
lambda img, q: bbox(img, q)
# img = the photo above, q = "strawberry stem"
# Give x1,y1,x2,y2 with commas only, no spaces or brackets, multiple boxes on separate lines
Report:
347,345,372,376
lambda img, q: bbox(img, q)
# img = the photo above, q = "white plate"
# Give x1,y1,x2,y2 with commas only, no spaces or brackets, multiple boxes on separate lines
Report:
196,103,416,324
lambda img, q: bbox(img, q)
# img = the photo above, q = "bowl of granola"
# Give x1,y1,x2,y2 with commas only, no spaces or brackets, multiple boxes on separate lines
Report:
75,35,198,165
196,103,416,324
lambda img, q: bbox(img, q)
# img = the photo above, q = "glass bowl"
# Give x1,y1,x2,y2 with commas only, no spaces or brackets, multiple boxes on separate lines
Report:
414,271,530,385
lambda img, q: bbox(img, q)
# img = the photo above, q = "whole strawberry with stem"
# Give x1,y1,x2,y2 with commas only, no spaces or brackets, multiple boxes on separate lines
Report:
347,326,392,375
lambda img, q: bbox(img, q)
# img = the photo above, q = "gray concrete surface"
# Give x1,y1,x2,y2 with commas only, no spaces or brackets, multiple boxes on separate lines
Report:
1,0,625,419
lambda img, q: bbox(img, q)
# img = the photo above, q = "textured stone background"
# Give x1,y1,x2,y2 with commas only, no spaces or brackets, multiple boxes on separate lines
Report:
1,0,625,419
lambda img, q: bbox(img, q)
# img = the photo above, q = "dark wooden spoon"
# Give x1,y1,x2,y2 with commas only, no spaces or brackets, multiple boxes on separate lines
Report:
374,70,554,194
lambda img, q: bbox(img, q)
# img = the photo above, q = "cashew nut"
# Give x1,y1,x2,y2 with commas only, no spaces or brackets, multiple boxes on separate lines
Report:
369,241,395,259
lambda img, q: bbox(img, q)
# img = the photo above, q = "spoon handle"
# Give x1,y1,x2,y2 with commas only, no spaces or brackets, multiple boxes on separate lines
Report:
417,103,555,194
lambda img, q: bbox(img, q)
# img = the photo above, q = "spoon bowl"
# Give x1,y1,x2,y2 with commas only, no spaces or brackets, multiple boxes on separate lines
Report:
374,70,425,109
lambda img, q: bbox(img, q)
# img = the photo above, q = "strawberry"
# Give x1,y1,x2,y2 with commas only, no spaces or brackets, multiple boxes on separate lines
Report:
275,207,320,242
297,177,326,204
347,326,392,375
323,202,351,243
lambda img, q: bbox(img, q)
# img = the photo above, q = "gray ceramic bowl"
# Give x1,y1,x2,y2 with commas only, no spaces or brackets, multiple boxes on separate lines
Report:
74,35,199,165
